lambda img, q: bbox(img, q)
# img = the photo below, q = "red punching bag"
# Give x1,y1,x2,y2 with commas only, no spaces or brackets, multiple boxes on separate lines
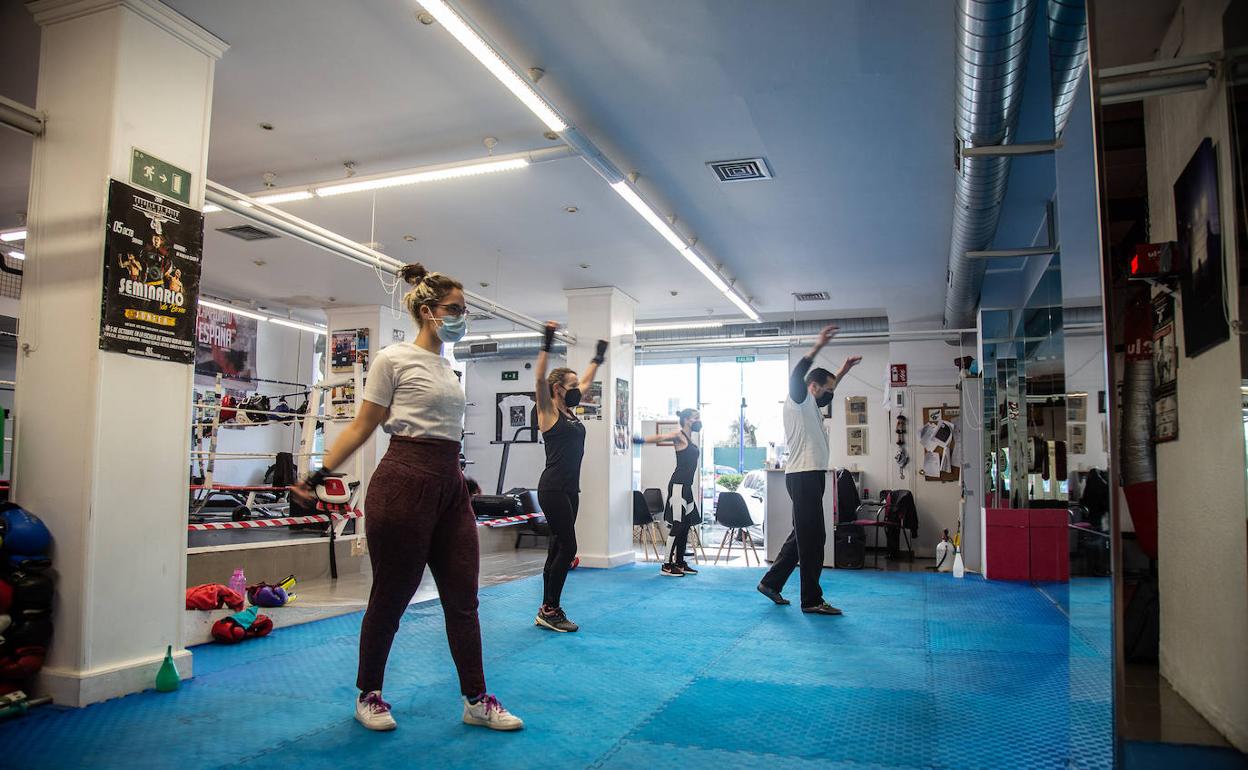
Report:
1121,291,1159,559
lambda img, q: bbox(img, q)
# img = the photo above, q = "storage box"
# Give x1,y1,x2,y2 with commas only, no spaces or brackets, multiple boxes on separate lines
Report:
985,508,1030,581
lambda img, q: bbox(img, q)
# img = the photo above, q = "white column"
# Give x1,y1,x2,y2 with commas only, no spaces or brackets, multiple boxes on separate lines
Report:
14,0,225,706
322,305,417,500
565,287,636,568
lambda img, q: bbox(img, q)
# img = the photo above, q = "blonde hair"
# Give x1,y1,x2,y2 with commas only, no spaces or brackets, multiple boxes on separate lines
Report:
547,367,577,396
401,263,463,327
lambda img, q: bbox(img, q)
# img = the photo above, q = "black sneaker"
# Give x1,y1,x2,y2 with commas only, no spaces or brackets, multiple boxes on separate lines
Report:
535,607,579,632
660,563,685,577
801,602,843,616
756,583,790,605
676,562,698,575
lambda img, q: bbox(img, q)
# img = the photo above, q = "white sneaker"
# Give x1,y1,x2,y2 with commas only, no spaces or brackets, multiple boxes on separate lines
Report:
462,693,524,731
355,690,397,731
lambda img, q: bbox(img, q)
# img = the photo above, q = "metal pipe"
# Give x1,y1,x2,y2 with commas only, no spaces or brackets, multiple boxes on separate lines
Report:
204,182,574,343
967,245,1060,258
1099,70,1214,104
0,95,43,137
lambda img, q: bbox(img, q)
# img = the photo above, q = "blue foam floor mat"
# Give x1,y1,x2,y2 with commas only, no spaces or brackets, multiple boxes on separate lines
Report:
0,566,1114,769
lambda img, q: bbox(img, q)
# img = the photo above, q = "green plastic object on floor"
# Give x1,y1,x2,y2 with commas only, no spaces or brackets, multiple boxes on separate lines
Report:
155,645,180,692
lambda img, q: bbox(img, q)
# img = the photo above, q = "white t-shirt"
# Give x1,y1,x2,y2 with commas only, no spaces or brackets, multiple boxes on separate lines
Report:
498,394,537,440
784,393,831,474
362,343,465,441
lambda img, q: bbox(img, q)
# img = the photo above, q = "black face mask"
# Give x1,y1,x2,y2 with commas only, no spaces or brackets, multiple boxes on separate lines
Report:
563,388,582,408
815,392,834,409
690,421,703,432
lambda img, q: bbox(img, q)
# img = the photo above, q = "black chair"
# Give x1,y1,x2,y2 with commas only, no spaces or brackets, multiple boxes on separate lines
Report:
633,491,665,561
714,492,760,565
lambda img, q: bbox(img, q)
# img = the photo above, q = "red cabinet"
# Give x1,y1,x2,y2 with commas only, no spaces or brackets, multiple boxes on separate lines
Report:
985,508,1030,581
1028,509,1070,582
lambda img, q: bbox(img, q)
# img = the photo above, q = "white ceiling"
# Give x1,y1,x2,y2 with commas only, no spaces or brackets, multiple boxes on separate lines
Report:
3,0,960,326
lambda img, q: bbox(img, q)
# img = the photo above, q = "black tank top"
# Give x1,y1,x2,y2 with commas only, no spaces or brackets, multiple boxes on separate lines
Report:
670,431,700,486
539,411,587,492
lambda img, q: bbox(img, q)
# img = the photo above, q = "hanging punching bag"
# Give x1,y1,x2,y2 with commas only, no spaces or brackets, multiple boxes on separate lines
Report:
1121,291,1158,560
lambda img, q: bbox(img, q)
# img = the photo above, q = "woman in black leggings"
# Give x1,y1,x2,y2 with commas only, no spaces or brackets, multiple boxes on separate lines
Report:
637,408,702,576
533,321,608,633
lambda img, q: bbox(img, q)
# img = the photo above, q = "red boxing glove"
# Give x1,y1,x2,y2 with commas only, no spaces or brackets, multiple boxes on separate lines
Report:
0,646,46,679
211,617,247,644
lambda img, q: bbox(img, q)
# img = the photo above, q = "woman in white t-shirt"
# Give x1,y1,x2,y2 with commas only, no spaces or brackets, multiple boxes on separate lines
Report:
292,264,523,734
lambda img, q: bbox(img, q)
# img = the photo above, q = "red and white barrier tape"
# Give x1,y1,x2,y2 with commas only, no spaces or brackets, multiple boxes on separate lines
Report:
188,509,362,531
476,513,543,528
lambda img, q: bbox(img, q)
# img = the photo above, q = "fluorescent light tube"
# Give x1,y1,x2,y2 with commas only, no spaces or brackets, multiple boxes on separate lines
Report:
490,331,542,340
198,299,269,322
315,158,528,197
419,0,567,132
0,230,26,242
8,251,24,261
270,318,327,335
254,191,315,205
723,289,760,321
460,334,491,343
610,181,687,252
680,248,730,293
202,204,222,213
635,321,725,332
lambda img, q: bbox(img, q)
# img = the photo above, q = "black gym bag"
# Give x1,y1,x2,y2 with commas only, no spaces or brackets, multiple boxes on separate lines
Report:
471,494,523,519
834,523,866,570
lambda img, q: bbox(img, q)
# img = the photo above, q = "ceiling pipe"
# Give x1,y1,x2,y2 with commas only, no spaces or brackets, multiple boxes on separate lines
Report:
945,0,1038,331
0,95,43,137
1047,0,1090,135
204,181,574,343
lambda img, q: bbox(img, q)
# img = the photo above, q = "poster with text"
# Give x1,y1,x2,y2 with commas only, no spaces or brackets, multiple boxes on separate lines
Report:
1151,292,1178,395
99,179,202,363
194,305,258,391
1070,423,1087,455
1174,137,1229,357
847,426,868,456
332,328,370,373
613,378,630,454
496,392,539,443
845,396,868,425
1154,394,1178,443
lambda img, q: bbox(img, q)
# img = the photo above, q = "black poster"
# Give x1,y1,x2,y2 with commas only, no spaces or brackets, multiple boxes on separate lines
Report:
99,180,202,363
1174,138,1229,358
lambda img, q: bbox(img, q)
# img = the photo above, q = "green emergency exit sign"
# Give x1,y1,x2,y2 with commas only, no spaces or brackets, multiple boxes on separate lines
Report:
131,148,191,204
502,371,519,381
736,355,756,363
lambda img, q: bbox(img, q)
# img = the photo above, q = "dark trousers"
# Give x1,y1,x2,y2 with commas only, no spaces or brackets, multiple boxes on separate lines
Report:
537,490,579,608
760,470,827,608
357,438,485,698
665,482,699,563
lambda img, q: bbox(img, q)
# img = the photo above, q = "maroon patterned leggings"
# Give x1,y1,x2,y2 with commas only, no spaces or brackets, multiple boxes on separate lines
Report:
356,437,486,697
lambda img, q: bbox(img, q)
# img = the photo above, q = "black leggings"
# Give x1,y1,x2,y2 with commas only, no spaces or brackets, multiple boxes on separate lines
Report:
537,490,579,608
665,482,700,564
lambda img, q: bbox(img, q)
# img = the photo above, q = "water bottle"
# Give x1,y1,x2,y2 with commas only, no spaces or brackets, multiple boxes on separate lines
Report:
228,568,247,601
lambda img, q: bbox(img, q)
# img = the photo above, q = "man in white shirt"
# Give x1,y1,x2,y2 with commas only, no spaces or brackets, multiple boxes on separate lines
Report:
758,325,861,614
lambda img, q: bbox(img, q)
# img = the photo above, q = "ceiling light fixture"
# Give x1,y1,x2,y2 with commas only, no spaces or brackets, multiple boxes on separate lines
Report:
0,230,26,242
269,317,328,335
723,288,760,321
9,251,24,261
198,299,269,322
490,331,543,340
417,0,567,132
460,334,491,343
634,321,725,332
202,204,222,213
315,157,529,197
253,190,315,205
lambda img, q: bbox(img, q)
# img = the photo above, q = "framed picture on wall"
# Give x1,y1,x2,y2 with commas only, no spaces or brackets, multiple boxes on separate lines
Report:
1152,292,1178,394
655,420,679,446
1174,137,1230,358
1068,395,1087,423
1154,394,1179,443
845,396,868,425
496,392,538,443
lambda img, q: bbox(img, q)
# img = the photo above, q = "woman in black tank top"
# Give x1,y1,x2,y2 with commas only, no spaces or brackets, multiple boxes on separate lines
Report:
532,322,608,633
636,408,703,576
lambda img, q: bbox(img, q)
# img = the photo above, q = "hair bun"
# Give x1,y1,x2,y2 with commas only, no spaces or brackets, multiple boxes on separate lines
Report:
401,263,429,286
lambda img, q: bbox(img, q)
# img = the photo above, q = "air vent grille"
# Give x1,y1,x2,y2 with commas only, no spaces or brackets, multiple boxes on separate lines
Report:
743,327,780,338
469,342,499,356
794,291,830,302
218,225,279,241
707,157,772,183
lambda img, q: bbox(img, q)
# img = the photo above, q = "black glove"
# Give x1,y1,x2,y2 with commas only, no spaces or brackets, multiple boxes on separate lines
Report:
303,467,332,489
542,324,556,353
592,339,608,365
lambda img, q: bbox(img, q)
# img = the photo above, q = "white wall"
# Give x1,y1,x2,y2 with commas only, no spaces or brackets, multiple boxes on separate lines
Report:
1144,0,1248,750
462,354,564,494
